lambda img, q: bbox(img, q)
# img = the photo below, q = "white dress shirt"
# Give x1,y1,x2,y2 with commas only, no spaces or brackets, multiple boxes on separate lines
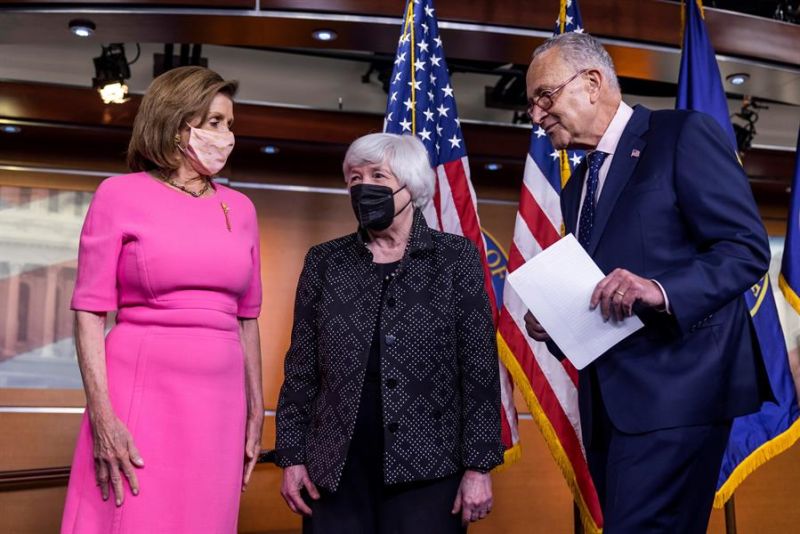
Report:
575,101,634,233
574,101,670,312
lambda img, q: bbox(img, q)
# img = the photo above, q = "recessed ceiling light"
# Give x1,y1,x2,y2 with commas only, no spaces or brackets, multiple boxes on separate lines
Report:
260,145,280,155
312,29,338,42
726,73,749,86
484,162,502,171
1,125,21,134
69,19,96,38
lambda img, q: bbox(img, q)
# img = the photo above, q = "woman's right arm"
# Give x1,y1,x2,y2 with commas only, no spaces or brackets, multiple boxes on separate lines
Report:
75,310,144,507
275,247,324,515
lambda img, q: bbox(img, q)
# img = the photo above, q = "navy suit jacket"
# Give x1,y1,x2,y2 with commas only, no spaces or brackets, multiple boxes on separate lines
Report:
560,105,772,442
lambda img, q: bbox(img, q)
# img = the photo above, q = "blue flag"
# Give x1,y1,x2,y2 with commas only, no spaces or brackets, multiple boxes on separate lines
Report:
780,128,800,314
676,0,800,508
676,0,736,151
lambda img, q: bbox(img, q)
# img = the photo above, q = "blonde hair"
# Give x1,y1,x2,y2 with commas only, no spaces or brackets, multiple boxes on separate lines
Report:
127,66,238,173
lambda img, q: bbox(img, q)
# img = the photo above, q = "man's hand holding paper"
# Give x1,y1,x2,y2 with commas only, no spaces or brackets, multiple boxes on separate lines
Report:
507,234,644,370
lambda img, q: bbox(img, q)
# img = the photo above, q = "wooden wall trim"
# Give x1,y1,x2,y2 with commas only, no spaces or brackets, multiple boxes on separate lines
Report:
0,1,797,66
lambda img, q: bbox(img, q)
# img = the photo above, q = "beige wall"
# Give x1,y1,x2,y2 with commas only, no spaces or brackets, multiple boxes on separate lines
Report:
1,167,799,533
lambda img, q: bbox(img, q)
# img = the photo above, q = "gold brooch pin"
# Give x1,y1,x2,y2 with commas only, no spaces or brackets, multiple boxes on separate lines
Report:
220,202,231,232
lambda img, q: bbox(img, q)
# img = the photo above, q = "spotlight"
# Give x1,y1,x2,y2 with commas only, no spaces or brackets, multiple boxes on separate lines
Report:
731,95,768,155
98,83,129,105
312,29,338,42
92,44,131,104
484,162,502,171
260,145,280,155
1,125,21,134
726,73,749,86
69,19,95,38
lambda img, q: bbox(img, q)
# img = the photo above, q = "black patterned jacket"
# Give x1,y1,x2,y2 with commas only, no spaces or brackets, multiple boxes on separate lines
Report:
274,209,504,491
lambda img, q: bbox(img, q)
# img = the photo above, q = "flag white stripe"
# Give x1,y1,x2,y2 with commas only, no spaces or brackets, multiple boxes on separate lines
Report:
436,164,465,236
511,212,545,262
522,154,563,232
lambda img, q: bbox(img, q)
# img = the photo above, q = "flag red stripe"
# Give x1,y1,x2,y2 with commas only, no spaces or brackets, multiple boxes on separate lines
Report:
519,185,561,250
507,242,527,274
432,178,443,232
441,159,499,322
499,396,513,449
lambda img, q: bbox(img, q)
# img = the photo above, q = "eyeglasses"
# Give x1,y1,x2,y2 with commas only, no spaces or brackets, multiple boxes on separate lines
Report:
527,68,589,117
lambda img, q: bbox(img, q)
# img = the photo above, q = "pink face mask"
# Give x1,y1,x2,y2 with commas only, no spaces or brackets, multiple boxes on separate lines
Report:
180,124,235,176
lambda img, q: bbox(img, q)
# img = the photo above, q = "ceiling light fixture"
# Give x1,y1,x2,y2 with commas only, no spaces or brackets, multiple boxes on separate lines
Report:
1,125,21,134
260,145,280,155
69,19,96,38
92,44,132,104
484,162,502,171
726,73,750,86
312,29,338,42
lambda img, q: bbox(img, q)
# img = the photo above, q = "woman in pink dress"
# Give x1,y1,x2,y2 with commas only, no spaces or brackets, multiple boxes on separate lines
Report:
61,66,264,534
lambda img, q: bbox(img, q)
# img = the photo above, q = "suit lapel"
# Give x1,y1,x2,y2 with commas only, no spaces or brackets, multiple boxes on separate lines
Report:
586,105,650,256
562,159,586,236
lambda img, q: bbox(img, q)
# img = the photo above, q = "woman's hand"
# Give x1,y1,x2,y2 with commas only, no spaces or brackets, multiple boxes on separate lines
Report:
90,413,144,507
242,411,264,491
280,465,320,516
452,470,493,526
239,317,264,492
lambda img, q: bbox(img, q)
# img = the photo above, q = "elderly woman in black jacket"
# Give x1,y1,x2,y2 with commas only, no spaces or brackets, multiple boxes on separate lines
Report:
275,132,504,533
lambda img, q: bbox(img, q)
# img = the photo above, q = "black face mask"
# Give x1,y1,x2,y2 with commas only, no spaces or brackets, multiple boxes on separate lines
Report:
350,183,411,231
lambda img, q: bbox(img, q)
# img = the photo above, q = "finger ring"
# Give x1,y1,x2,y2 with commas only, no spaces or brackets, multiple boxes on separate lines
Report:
615,290,625,297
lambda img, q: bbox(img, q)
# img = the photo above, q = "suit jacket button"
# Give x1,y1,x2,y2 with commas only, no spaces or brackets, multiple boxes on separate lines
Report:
385,334,396,346
387,297,396,308
386,378,397,389
433,410,442,420
388,422,399,433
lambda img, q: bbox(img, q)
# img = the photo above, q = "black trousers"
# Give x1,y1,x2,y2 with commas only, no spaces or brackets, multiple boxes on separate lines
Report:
586,369,732,533
302,470,464,534
303,380,465,534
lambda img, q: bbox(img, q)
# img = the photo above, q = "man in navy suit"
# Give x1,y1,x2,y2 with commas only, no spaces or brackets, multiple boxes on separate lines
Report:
522,32,772,532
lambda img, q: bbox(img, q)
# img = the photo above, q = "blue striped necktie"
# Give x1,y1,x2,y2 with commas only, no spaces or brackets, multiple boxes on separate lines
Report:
577,150,609,250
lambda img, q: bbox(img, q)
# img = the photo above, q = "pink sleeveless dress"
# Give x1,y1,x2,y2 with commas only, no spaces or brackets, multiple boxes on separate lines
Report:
61,172,262,534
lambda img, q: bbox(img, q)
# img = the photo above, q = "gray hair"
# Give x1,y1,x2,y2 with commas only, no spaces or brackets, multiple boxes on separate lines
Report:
533,32,620,92
343,133,435,208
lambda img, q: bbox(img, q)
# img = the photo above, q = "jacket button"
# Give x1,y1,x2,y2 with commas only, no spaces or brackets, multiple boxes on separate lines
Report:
387,297,396,308
386,378,397,389
388,422,399,433
433,410,442,420
385,334,396,346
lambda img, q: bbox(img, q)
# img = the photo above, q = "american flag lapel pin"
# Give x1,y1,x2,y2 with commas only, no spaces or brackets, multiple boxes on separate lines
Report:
631,149,641,158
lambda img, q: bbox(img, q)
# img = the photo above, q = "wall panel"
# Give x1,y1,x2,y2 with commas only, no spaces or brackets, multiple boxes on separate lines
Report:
1,140,799,533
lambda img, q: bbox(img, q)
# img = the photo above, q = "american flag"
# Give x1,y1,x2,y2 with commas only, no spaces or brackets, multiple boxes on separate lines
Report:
495,0,603,531
383,0,520,461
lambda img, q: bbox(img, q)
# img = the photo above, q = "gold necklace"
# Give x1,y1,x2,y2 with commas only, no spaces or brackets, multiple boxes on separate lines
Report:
159,171,210,198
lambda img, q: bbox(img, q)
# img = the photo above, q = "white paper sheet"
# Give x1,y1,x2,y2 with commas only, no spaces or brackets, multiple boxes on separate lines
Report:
506,234,643,370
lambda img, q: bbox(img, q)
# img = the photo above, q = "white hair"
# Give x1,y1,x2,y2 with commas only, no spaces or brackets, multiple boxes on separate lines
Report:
343,133,435,208
533,32,620,92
